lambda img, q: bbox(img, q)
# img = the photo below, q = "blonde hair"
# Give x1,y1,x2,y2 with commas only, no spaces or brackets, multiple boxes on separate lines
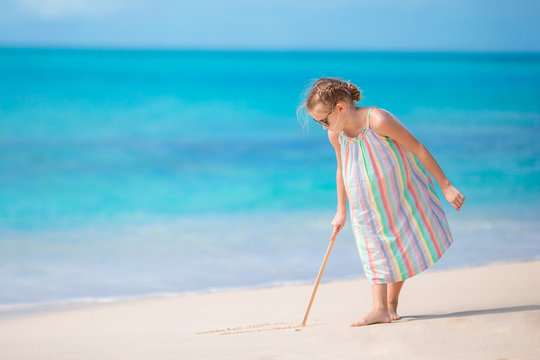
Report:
296,77,362,131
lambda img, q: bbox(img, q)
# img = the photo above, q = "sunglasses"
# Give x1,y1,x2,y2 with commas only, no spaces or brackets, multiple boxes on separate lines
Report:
312,107,335,127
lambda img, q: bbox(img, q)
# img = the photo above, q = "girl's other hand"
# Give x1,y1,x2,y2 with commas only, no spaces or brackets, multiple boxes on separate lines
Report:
331,211,347,234
442,184,466,211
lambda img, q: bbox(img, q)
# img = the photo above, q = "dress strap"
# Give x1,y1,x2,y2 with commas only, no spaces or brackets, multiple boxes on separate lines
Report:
366,107,372,130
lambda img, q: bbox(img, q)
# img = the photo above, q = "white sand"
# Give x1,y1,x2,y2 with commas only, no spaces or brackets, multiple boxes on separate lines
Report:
1,260,539,359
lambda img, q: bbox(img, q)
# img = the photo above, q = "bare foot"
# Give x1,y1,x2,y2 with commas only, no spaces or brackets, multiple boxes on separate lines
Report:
387,302,400,320
349,308,392,327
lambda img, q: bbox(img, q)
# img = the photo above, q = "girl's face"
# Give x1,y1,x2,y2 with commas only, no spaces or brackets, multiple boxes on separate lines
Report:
309,103,344,132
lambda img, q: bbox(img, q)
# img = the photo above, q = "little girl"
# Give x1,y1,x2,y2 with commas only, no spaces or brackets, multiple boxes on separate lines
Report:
297,77,466,327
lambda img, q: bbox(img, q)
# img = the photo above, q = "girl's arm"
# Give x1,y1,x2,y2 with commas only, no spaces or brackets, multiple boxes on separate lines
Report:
370,107,466,211
328,130,348,231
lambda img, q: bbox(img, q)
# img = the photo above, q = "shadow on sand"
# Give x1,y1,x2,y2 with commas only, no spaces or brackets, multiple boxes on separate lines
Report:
399,304,540,322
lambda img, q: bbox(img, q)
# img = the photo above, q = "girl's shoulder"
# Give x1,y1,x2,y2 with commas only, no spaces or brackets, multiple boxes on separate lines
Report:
367,106,387,123
369,107,423,148
328,129,341,149
367,106,393,139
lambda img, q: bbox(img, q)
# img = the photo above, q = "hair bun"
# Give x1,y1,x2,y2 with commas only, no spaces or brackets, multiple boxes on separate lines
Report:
350,85,361,102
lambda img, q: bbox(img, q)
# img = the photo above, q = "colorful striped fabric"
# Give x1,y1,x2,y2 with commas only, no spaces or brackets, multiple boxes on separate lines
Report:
339,106,454,284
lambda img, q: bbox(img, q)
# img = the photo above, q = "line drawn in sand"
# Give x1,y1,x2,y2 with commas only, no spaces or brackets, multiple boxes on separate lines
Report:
196,230,338,336
196,321,321,335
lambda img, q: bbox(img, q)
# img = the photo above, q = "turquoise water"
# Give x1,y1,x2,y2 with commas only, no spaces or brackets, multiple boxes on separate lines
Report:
0,48,539,313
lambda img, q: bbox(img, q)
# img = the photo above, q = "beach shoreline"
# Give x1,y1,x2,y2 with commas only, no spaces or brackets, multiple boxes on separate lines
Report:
0,257,536,321
1,259,539,359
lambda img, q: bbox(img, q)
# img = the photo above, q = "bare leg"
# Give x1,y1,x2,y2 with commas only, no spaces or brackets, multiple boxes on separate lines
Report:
387,280,405,320
350,284,392,326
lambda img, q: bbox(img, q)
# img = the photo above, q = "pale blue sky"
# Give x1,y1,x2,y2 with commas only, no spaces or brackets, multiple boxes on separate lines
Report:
1,0,539,51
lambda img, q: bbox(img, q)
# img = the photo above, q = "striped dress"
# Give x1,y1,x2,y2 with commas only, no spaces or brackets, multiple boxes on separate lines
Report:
340,107,454,285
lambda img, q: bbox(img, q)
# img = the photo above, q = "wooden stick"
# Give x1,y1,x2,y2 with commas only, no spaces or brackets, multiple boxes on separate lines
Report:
301,228,339,327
